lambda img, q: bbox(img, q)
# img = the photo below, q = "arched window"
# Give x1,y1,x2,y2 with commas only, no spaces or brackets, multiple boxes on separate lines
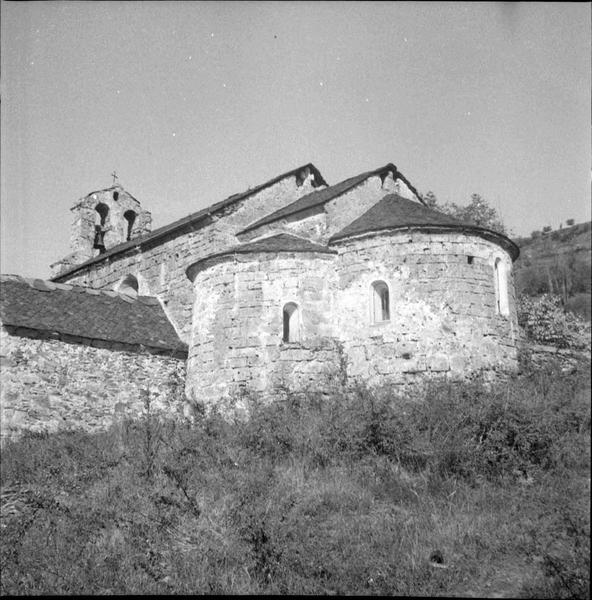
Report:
117,274,139,297
94,203,110,253
95,203,109,226
123,210,136,241
282,302,300,343
494,258,509,316
371,281,390,323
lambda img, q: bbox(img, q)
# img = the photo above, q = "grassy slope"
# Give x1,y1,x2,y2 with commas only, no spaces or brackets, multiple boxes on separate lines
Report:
513,221,592,266
1,361,590,597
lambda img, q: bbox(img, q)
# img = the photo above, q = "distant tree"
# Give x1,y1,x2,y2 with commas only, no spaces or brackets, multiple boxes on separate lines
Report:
566,218,575,226
442,194,508,235
419,191,508,235
542,226,552,233
531,230,541,239
421,190,439,209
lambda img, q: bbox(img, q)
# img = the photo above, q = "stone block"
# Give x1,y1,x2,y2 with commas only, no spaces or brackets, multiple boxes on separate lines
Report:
429,354,450,372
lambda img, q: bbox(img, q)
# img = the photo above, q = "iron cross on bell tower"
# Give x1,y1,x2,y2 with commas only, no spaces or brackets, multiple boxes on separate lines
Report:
111,170,119,186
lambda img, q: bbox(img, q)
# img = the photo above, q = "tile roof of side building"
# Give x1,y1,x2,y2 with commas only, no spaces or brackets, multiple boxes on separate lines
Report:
238,163,423,235
0,275,187,356
51,163,328,281
329,194,520,261
186,233,336,281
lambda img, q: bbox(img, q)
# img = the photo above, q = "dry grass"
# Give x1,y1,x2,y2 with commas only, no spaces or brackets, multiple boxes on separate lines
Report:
1,361,590,596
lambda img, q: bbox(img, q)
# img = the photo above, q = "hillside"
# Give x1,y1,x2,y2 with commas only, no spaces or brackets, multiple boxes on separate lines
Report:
512,221,592,320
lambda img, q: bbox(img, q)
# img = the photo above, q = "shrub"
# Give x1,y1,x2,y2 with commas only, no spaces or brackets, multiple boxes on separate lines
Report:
517,294,591,349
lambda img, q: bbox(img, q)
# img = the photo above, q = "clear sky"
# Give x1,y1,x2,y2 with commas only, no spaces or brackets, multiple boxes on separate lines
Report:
1,1,590,279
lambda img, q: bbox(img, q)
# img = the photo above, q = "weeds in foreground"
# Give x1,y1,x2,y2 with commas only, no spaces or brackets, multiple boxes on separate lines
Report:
0,363,590,596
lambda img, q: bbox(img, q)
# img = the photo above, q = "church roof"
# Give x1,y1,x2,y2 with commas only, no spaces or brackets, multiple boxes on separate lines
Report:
239,163,422,235
186,233,335,281
330,194,520,261
0,275,187,356
226,232,336,255
52,163,327,281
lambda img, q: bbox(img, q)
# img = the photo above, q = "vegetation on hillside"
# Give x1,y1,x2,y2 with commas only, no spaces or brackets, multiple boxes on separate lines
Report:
513,222,591,320
1,363,590,596
517,294,591,350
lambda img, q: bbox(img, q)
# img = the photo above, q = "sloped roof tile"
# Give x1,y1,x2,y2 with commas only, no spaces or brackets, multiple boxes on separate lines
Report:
0,275,187,355
329,194,520,260
186,233,335,281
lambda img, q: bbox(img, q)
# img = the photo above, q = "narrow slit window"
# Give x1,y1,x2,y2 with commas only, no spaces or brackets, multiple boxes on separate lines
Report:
282,302,300,342
494,258,509,315
371,281,390,323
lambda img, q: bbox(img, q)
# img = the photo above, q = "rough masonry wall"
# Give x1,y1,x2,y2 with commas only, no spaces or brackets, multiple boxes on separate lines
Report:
52,187,152,275
186,252,341,407
0,327,186,445
333,231,519,388
54,174,321,342
322,173,400,242
186,231,520,405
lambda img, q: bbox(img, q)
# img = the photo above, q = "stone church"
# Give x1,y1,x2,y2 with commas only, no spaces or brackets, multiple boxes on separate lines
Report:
1,162,520,435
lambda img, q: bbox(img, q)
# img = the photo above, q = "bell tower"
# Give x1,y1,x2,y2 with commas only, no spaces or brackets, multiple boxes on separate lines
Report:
50,182,152,278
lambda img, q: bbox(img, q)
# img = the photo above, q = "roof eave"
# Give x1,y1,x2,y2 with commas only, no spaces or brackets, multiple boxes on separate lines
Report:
1,323,188,356
329,224,520,261
186,243,336,282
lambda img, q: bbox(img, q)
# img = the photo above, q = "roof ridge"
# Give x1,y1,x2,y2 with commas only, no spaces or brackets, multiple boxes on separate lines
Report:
238,162,420,235
1,273,153,303
52,162,327,282
328,193,519,260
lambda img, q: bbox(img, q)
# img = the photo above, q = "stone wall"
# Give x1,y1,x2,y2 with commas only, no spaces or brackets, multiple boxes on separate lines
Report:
186,251,341,406
332,231,519,387
54,172,321,342
321,173,399,242
520,343,591,373
186,230,519,406
0,327,186,445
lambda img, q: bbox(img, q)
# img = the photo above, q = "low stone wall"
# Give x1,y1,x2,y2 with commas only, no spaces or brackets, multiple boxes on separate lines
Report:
520,342,591,373
0,327,186,445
